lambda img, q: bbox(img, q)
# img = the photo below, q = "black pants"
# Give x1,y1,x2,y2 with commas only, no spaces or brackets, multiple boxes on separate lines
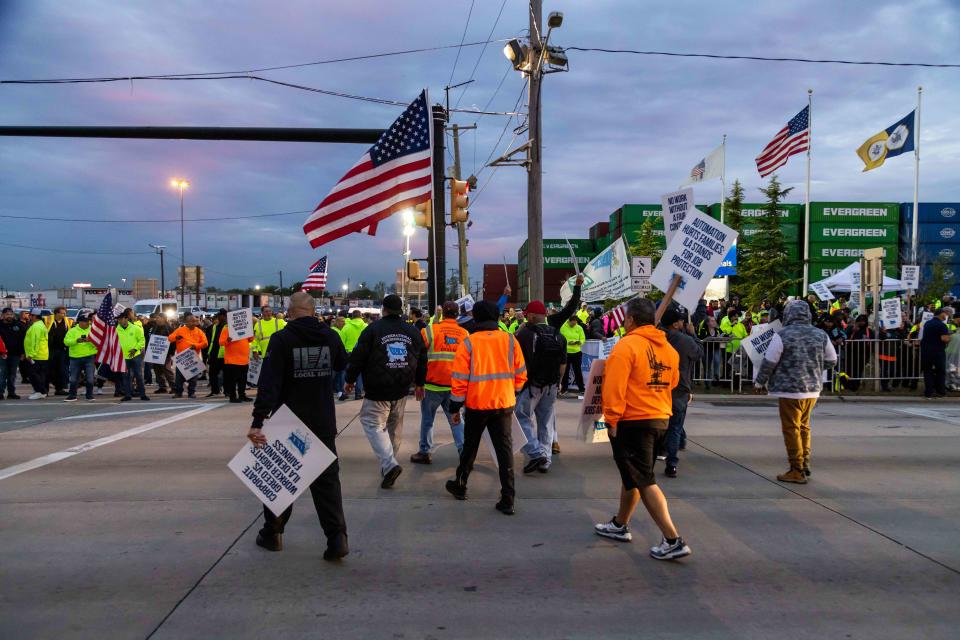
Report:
922,350,947,397
562,352,585,393
223,363,249,400
208,357,224,394
27,360,48,394
49,349,68,391
455,407,515,503
261,435,346,542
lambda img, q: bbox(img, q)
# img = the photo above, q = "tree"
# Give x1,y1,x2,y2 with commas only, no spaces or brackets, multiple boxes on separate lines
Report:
373,281,387,298
919,256,957,306
630,217,663,268
738,175,797,309
723,179,745,235
446,276,461,300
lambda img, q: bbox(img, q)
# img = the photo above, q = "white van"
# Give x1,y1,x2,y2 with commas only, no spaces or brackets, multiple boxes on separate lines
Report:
132,299,179,319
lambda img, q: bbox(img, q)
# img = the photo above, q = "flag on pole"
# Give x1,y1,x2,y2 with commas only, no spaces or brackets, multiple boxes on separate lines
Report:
608,302,627,332
88,293,126,373
856,110,915,172
755,105,810,177
680,144,724,186
303,90,433,248
302,256,329,291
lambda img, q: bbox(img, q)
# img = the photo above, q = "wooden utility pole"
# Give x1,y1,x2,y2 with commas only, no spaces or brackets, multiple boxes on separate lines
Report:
527,0,544,302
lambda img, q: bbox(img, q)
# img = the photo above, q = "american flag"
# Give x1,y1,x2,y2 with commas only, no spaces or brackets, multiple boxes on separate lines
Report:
689,159,705,181
88,293,126,373
755,105,810,178
608,300,629,332
302,255,328,291
303,90,432,247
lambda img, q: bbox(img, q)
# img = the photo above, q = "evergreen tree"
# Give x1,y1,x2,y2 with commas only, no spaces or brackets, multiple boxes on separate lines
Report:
738,175,797,308
920,256,957,306
723,179,745,235
630,217,663,268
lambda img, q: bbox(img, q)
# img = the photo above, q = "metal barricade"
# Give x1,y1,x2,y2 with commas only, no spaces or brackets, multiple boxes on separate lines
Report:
693,337,750,393
824,338,923,393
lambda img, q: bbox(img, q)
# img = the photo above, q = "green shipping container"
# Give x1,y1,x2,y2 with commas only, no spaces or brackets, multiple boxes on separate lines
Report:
807,243,899,262
808,261,898,281
739,224,800,243
612,203,710,228
709,203,803,225
808,223,898,244
809,202,899,225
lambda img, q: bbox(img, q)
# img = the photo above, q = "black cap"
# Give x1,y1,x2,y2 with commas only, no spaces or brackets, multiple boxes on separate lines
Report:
382,294,403,313
472,300,499,322
217,308,228,316
660,309,683,327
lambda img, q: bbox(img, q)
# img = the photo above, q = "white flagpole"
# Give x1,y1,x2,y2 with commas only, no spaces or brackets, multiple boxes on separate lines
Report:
912,86,922,265
802,89,813,294
720,134,726,224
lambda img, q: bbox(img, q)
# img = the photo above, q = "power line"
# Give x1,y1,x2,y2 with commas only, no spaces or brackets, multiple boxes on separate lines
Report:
0,209,312,223
447,0,477,87
0,240,151,255
454,0,508,109
564,47,960,68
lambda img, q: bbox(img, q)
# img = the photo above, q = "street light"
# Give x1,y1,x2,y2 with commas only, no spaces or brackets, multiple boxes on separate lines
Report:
169,178,190,307
149,244,166,299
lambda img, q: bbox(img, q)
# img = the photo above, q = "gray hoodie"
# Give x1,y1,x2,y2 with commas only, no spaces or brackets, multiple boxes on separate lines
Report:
755,301,837,398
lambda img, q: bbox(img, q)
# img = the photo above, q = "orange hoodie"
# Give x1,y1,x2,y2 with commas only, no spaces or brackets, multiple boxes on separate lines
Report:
168,325,209,354
602,325,679,425
219,324,254,365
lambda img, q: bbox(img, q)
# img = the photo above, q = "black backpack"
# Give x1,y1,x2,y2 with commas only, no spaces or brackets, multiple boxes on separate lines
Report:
527,324,566,387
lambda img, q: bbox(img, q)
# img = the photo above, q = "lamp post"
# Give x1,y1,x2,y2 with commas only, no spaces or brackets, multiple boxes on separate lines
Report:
149,244,166,298
401,208,415,306
170,178,190,307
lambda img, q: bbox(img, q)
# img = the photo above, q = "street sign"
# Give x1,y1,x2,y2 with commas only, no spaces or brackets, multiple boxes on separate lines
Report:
631,277,652,292
631,256,651,278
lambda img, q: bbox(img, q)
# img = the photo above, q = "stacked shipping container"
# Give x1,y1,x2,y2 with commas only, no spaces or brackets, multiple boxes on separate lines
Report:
806,203,900,281
900,203,960,296
517,238,594,303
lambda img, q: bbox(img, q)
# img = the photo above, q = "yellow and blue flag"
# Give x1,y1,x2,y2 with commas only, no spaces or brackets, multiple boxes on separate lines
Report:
856,110,915,171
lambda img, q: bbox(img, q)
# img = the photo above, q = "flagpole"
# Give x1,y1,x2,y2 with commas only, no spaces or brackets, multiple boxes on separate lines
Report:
802,89,813,294
912,86,922,265
720,134,726,224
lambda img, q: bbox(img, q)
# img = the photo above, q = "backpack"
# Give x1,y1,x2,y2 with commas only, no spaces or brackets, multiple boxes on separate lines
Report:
527,324,566,387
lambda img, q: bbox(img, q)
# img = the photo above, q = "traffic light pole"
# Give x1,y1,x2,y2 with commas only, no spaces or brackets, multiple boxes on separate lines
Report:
449,123,477,295
428,105,448,312
527,0,544,303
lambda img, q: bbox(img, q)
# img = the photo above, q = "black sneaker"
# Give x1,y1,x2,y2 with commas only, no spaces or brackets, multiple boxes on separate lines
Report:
64,396,78,403
650,536,692,561
323,534,349,561
445,479,467,500
121,397,132,402
255,532,282,552
240,396,253,402
495,500,515,515
8,393,20,400
410,451,432,465
381,465,402,489
523,456,547,474
140,395,151,401
665,465,677,478
338,393,348,402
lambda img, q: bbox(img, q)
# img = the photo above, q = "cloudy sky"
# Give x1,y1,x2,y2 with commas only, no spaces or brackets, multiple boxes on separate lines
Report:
1,0,958,293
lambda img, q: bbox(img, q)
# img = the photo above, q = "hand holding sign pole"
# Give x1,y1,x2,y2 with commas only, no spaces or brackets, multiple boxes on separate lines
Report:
564,238,581,276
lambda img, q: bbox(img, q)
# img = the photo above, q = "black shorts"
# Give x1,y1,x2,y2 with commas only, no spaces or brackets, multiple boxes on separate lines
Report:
609,420,668,489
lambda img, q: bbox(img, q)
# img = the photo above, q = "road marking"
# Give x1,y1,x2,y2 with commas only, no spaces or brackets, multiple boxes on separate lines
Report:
890,407,960,426
0,404,221,482
56,406,202,421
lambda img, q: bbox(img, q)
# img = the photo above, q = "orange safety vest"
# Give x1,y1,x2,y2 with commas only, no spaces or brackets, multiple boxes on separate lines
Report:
450,329,527,410
421,319,468,391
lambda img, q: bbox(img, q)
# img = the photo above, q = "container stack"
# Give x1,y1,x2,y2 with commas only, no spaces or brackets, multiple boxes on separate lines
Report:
708,203,804,289
517,238,594,303
608,204,665,249
806,202,900,281
900,203,960,296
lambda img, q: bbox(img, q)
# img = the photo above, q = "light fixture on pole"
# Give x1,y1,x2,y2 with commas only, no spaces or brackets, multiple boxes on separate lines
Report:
169,178,190,307
148,244,167,298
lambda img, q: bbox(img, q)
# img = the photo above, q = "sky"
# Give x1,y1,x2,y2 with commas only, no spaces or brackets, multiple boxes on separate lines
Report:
1,0,959,294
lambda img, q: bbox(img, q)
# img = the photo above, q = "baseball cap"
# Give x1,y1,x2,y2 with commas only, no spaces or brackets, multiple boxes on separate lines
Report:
29,307,42,316
660,309,683,327
526,300,547,315
441,301,460,316
382,294,403,313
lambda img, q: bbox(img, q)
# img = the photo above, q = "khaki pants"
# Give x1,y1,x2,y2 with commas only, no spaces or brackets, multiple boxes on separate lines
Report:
778,398,817,469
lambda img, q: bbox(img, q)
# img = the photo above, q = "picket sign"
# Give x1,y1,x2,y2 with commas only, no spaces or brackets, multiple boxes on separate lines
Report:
228,308,255,340
174,348,205,380
739,320,783,379
881,297,902,329
810,282,834,301
143,334,170,365
247,355,263,385
660,187,695,245
455,294,475,313
578,359,609,444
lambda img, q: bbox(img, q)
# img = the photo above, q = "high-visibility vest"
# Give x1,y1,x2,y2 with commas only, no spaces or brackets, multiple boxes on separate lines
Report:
253,317,286,355
43,316,74,331
421,319,468,391
450,329,527,410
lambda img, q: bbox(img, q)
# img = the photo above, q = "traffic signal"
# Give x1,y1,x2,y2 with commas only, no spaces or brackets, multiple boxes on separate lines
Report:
412,200,432,228
450,179,469,224
406,260,422,280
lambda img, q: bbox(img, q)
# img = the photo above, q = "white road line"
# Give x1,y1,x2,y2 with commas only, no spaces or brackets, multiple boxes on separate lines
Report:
56,405,205,421
0,404,221,482
890,407,960,426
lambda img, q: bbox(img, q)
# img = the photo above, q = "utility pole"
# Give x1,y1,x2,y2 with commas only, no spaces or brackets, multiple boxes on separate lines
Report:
278,270,284,310
449,122,477,294
527,0,544,302
428,104,447,311
149,244,166,299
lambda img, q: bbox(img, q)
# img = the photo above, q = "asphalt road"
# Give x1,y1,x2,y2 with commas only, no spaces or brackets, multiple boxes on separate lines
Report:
1,380,959,640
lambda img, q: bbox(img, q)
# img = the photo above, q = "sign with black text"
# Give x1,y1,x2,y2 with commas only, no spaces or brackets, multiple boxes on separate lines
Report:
228,308,254,341
660,187,695,245
144,334,170,365
173,348,205,380
247,355,263,385
901,265,920,290
810,282,834,301
578,359,609,444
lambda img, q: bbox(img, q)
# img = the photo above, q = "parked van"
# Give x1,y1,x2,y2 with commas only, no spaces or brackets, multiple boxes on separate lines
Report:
132,299,179,319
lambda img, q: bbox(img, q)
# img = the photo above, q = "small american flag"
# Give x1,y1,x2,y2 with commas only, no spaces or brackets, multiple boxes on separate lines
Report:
303,90,432,247
88,293,126,373
755,105,809,177
608,301,627,332
689,159,705,181
302,255,329,291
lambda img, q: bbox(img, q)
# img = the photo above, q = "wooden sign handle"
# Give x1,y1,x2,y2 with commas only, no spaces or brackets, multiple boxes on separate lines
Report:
654,275,683,324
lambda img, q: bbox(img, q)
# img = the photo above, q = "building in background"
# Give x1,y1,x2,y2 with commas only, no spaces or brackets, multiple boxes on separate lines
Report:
133,278,159,300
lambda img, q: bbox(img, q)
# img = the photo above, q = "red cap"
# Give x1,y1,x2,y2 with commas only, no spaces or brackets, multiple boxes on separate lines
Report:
526,300,547,315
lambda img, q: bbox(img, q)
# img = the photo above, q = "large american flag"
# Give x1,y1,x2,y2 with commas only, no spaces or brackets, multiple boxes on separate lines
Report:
755,105,810,178
88,293,126,373
302,255,328,291
303,90,433,247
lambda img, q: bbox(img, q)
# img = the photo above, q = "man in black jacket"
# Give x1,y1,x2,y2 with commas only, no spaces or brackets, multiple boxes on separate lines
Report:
247,292,349,560
660,309,703,478
0,307,26,399
346,294,427,489
204,309,227,397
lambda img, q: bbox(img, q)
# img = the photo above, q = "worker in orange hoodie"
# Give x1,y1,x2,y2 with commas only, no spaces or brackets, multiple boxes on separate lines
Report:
219,320,254,403
594,298,691,561
443,301,527,515
167,313,209,398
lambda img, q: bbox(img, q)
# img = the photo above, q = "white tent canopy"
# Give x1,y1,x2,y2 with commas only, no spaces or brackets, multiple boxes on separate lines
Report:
809,261,906,293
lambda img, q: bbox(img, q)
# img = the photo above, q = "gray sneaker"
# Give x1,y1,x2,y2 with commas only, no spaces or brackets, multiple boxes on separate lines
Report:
594,518,632,542
649,537,691,560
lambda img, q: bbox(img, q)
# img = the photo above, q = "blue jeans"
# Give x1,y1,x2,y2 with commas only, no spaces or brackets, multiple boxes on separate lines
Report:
1,355,20,396
333,369,345,395
122,355,146,399
665,393,689,467
353,373,364,399
515,384,556,465
68,355,97,399
418,388,464,455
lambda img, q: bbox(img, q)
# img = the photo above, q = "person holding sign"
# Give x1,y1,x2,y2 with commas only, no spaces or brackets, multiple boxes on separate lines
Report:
204,310,228,397
594,298,691,561
167,313,208,399
659,309,703,479
754,301,837,484
247,292,349,560
219,317,255,403
116,313,148,402
559,316,586,397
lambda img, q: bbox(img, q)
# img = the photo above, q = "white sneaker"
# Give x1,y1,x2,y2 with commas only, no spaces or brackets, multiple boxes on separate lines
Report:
650,537,692,561
594,518,632,542
28,392,44,400
96,388,104,395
